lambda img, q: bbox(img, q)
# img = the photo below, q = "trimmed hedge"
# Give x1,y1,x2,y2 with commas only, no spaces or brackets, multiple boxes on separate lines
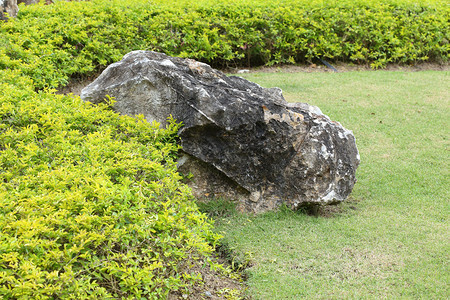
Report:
0,70,222,298
1,0,448,88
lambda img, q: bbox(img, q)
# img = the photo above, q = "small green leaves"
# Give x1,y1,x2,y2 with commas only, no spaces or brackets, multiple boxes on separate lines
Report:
0,70,219,298
0,0,447,90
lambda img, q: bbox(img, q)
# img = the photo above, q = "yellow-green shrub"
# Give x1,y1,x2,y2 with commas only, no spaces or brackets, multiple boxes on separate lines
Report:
1,0,448,88
0,70,221,298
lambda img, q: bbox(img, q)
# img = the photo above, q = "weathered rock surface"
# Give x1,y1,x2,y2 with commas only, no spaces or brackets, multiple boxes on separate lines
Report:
1,0,18,20
81,51,360,213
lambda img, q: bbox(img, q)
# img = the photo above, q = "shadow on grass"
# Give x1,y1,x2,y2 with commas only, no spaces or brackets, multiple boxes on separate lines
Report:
197,196,361,220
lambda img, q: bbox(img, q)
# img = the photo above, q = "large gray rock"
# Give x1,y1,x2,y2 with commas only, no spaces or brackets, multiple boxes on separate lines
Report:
81,51,360,213
1,0,18,20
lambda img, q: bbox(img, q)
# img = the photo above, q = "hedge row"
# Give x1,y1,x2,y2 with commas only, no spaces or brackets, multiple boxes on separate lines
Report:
1,0,449,89
0,71,222,297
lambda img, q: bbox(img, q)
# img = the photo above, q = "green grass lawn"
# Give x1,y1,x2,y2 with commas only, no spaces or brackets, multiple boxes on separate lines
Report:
205,70,449,299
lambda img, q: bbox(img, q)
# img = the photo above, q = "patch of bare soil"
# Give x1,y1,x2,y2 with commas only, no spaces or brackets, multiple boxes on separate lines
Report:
168,256,248,300
319,196,360,218
56,74,101,96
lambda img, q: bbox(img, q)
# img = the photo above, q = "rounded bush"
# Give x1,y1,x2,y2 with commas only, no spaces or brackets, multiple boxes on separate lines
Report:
0,70,221,298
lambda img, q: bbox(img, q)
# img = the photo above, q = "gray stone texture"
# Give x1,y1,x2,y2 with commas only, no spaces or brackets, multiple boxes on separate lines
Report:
81,51,360,213
1,0,19,20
